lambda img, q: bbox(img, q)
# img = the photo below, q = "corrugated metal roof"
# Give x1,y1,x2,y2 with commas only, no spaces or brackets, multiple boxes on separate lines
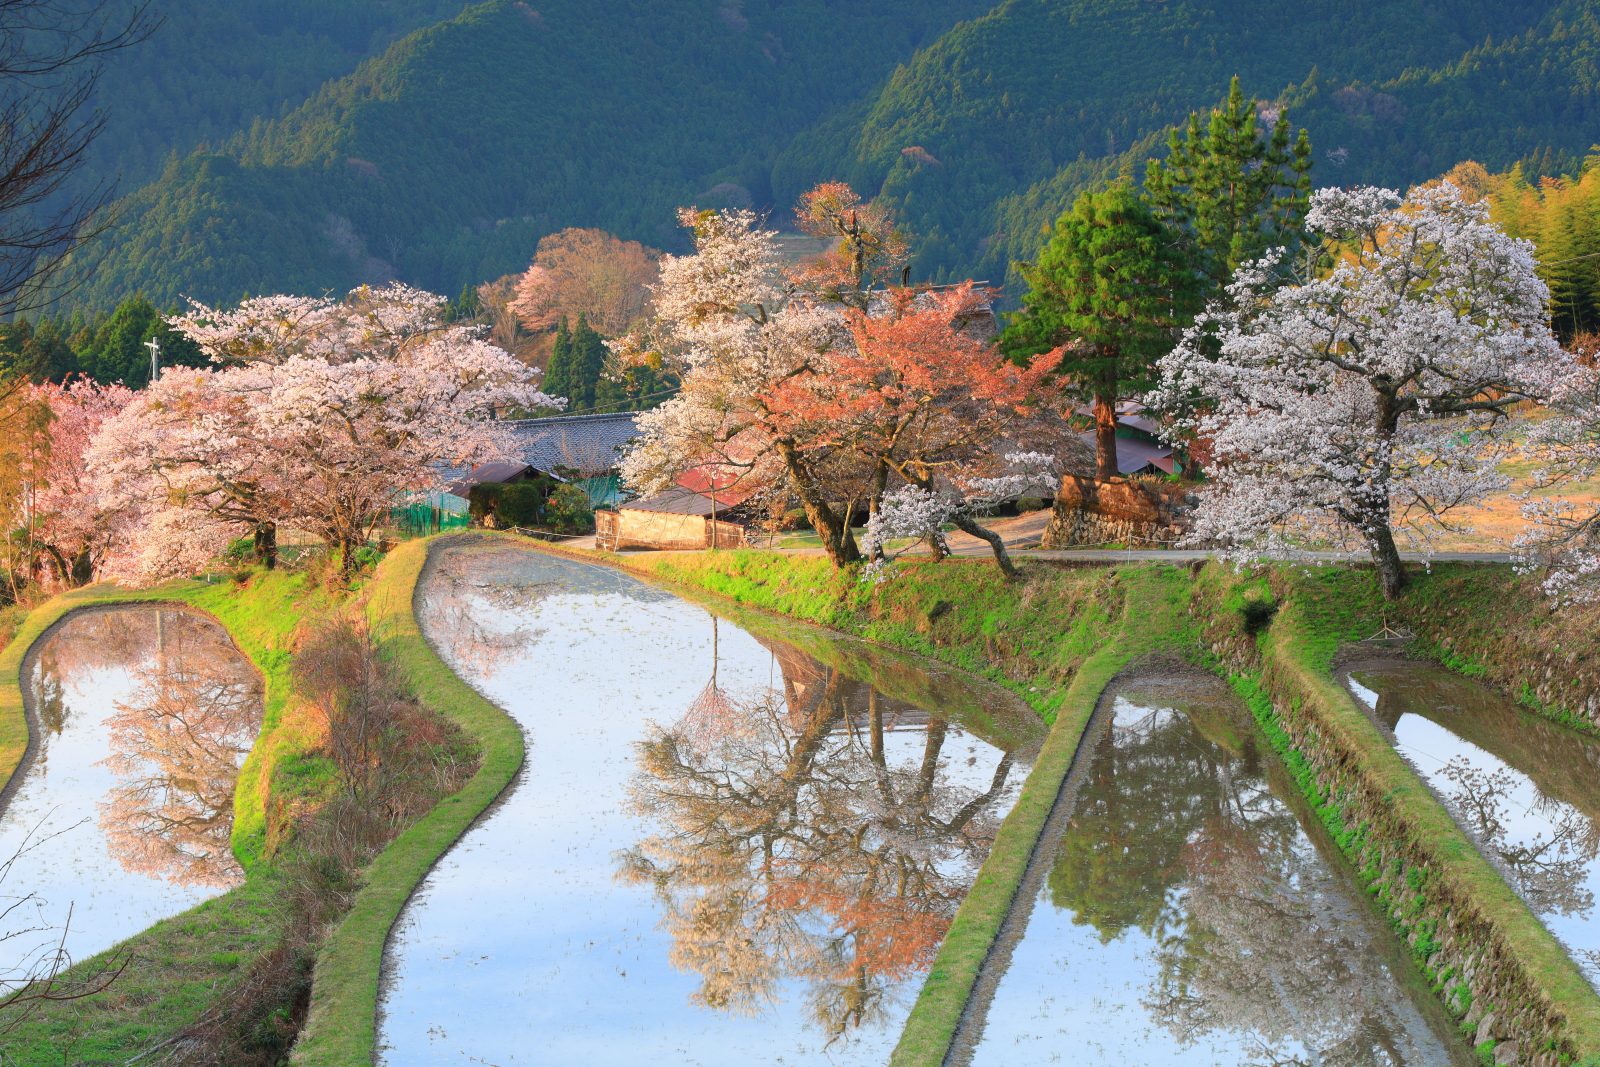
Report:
444,460,532,497
619,485,723,517
1076,430,1174,475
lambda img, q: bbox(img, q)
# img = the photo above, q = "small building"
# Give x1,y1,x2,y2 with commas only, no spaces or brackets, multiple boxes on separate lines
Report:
1074,402,1179,476
432,411,642,515
595,475,753,551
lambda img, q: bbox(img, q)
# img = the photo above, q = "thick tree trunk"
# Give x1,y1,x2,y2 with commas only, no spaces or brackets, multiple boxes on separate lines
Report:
777,440,859,567
1367,523,1407,599
1092,390,1119,482
951,514,1018,578
254,521,278,570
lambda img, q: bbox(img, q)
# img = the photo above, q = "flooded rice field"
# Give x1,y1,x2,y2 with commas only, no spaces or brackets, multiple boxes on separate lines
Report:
0,605,262,983
960,671,1470,1067
378,543,1041,1066
1347,658,1600,988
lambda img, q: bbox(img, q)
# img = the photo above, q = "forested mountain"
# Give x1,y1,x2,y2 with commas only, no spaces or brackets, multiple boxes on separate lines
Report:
51,0,1600,312
80,1,465,194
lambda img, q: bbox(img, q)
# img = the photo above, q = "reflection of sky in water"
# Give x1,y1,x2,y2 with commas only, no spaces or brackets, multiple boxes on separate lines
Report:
0,607,259,984
1349,666,1600,987
967,680,1466,1067
378,547,1025,1066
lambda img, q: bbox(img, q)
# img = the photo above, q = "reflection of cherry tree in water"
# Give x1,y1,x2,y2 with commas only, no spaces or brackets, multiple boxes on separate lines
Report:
96,612,263,887
1052,699,1436,1065
30,609,157,750
420,560,549,674
1437,756,1600,919
680,617,746,752
621,651,1015,1045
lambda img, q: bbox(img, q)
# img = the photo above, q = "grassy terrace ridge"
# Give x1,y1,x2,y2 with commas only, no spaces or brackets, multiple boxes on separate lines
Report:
1248,570,1600,1060
890,567,1191,1066
0,569,330,1064
291,536,525,1065
1182,562,1600,1063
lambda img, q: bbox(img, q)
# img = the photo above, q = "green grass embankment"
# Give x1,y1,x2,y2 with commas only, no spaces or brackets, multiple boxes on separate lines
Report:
1197,563,1600,1064
1262,564,1600,737
290,537,525,1066
890,565,1191,1067
0,570,332,1065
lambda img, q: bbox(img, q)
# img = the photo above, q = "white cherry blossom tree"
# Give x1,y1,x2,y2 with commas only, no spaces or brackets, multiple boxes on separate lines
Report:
619,209,861,565
1153,183,1570,598
1516,363,1600,604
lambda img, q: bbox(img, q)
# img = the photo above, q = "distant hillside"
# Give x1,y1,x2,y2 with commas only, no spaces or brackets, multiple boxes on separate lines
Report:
64,0,985,310
82,1,464,194
58,0,1600,311
774,0,1597,284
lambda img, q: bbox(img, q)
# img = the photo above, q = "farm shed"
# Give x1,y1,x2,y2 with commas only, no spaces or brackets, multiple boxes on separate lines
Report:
596,486,748,551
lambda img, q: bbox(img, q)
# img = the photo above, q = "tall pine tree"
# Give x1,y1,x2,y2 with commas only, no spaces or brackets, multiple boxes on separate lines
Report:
1003,183,1194,480
569,314,607,411
543,316,575,406
1144,77,1313,293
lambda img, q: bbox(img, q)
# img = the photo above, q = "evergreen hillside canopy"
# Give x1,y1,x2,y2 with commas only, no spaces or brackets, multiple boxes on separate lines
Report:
51,0,1600,313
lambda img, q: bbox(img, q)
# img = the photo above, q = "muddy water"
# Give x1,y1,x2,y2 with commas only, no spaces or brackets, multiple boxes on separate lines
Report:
1347,659,1600,987
962,672,1470,1067
0,605,262,983
378,544,1041,1066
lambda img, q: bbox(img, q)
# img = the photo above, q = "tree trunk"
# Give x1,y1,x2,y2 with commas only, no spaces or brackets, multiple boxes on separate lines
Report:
1368,386,1406,599
951,514,1018,579
337,536,359,580
254,521,278,570
776,439,859,567
1367,523,1407,599
1092,390,1119,482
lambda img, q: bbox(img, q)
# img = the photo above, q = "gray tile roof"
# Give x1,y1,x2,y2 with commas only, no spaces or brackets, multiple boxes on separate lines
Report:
1076,430,1175,475
502,412,640,478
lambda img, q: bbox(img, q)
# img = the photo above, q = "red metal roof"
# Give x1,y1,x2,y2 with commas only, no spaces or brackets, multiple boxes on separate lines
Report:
675,465,758,508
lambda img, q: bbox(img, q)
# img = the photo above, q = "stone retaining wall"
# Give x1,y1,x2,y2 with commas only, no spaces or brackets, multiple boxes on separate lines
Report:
1042,476,1192,547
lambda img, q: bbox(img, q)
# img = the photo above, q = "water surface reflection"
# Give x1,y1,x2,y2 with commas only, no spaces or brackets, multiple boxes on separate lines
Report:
0,606,261,987
378,544,1038,1065
966,673,1468,1066
1347,660,1600,984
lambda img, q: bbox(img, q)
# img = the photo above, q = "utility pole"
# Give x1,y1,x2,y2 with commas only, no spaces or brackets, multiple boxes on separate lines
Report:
144,337,160,384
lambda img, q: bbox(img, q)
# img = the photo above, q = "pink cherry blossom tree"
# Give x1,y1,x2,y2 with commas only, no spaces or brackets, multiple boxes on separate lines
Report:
27,378,135,585
93,284,557,581
88,365,286,581
1153,183,1570,598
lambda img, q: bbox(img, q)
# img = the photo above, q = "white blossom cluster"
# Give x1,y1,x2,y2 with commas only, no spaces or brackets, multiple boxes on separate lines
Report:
860,452,1058,581
619,209,839,501
1152,182,1571,576
1514,363,1600,603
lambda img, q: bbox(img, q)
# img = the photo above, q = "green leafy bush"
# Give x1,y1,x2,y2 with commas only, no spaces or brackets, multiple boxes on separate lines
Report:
544,484,595,535
468,480,550,528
